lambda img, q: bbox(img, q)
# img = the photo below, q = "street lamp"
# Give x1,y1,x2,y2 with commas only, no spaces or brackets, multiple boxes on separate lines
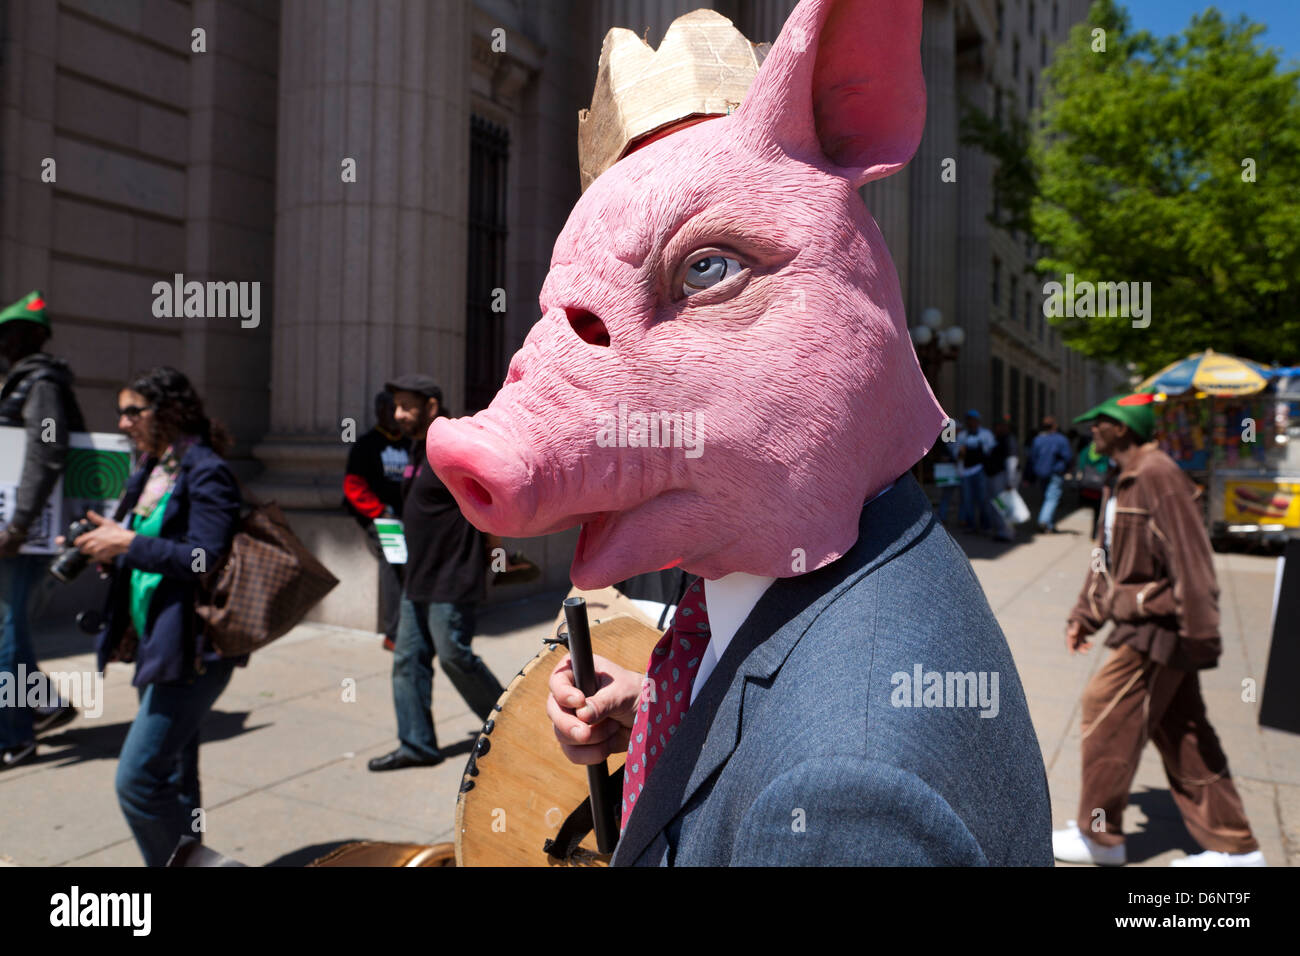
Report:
909,307,963,384
910,308,965,486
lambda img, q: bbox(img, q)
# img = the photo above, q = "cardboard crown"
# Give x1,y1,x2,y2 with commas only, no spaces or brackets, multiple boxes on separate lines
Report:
578,9,769,192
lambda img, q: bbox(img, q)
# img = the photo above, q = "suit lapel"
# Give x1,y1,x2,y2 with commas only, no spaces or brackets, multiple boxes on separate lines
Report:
613,473,939,865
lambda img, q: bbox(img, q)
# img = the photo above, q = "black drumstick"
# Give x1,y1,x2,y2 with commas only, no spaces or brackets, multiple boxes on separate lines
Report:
563,596,620,855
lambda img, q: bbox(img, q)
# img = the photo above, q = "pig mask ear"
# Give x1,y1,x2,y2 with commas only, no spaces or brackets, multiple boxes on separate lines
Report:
735,0,925,187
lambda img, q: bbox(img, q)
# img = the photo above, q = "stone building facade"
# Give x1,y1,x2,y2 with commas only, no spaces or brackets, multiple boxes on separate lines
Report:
2,0,1125,630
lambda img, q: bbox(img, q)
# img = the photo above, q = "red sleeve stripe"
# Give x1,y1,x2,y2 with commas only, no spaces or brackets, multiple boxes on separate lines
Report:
343,473,385,518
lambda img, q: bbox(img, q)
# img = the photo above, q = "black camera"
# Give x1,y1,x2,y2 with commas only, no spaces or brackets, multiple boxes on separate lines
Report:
48,517,96,583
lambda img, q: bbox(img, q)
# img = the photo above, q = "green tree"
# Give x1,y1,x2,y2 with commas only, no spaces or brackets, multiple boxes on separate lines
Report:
972,0,1300,375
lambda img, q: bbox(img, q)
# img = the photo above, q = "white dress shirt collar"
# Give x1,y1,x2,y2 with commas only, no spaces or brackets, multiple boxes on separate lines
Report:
692,572,777,703
687,479,898,703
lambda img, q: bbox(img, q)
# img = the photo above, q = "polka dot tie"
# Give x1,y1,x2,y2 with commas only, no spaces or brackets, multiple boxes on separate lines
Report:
620,577,710,832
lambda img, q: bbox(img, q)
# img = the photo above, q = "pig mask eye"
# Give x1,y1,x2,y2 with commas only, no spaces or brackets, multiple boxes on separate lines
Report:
681,254,743,296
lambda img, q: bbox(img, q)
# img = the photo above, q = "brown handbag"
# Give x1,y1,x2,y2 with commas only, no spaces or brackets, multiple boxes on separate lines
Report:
196,499,339,656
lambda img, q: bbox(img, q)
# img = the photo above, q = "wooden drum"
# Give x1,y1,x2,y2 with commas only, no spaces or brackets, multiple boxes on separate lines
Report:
454,611,661,867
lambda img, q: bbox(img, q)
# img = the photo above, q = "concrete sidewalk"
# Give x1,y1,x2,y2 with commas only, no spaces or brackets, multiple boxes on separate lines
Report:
1,505,1295,866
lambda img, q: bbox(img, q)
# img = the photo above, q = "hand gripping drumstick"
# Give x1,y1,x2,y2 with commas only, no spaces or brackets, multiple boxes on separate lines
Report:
563,597,620,854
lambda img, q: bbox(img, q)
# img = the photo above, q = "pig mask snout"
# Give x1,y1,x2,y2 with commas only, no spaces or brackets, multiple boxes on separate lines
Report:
425,418,541,536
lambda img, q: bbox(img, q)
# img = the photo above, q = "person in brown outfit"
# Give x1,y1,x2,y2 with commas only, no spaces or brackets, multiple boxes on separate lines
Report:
1052,392,1265,867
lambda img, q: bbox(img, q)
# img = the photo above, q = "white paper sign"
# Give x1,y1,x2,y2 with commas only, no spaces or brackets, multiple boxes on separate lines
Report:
373,517,407,565
0,427,135,555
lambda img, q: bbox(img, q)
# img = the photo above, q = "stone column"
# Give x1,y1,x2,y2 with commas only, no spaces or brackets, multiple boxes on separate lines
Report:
510,7,586,359
908,0,958,410
184,0,278,458
254,0,470,507
862,169,912,316
955,58,993,419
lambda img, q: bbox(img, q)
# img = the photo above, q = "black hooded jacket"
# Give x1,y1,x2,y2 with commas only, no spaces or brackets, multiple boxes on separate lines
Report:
0,352,85,533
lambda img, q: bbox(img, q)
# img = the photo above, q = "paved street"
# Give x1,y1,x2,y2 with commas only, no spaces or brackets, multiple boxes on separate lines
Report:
1,502,1295,866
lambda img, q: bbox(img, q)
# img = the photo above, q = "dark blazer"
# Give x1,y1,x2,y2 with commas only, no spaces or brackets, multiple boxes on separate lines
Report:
95,441,242,687
611,474,1054,866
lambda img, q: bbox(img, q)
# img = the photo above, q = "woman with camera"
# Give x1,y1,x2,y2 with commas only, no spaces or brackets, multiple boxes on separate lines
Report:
67,366,243,866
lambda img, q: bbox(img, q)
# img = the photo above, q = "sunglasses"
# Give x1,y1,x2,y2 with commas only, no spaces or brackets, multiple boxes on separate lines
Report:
117,404,154,419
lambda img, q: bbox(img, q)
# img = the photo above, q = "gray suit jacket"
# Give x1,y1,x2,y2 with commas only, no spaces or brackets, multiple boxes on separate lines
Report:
611,474,1053,866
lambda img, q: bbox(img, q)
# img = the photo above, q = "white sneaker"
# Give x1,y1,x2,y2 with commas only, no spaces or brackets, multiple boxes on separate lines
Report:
1052,819,1126,866
1170,849,1266,867
0,740,36,770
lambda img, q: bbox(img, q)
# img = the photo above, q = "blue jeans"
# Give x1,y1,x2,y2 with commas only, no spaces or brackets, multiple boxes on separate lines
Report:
1038,473,1065,529
116,659,236,866
958,469,995,532
0,555,42,749
392,597,503,760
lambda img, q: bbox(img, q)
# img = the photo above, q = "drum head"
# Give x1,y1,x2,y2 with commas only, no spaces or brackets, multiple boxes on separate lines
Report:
454,615,660,867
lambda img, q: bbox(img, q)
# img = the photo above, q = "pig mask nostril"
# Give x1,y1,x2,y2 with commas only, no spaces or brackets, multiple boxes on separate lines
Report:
463,477,494,508
565,307,611,347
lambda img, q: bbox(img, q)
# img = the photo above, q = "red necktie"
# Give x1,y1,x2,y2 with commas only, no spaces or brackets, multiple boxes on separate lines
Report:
621,577,710,831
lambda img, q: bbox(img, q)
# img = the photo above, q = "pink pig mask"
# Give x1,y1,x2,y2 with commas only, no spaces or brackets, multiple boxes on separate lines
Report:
428,0,947,589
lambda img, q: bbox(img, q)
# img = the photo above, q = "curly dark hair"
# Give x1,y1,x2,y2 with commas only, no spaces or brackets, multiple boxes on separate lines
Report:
126,366,233,456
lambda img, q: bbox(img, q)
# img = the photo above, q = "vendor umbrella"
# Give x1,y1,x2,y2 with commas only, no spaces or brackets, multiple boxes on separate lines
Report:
1136,349,1271,397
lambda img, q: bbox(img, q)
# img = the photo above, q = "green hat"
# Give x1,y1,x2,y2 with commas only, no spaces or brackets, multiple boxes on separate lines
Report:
1073,391,1156,442
0,290,50,330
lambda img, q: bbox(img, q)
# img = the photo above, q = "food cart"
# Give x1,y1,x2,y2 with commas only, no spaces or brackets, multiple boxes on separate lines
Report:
1152,369,1300,547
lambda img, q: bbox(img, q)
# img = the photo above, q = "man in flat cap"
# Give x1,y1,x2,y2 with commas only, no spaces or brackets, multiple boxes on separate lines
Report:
368,375,505,771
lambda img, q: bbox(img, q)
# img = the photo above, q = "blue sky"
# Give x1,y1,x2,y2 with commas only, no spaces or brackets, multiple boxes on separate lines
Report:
1124,1,1300,68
